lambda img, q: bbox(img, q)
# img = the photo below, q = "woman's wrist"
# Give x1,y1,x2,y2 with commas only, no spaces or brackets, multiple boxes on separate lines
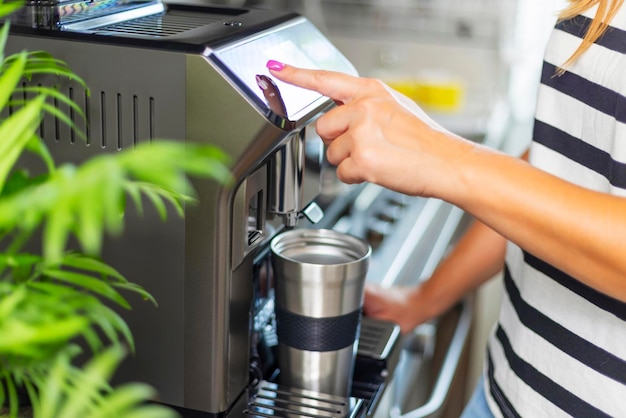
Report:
406,283,441,326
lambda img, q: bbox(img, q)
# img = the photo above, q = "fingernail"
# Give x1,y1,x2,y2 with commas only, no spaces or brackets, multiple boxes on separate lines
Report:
266,60,285,71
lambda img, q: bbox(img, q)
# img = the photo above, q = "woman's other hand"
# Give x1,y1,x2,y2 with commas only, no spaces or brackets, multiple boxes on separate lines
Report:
363,283,429,334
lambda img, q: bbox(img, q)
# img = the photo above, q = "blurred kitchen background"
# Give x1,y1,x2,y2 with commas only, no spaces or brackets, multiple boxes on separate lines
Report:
170,0,566,411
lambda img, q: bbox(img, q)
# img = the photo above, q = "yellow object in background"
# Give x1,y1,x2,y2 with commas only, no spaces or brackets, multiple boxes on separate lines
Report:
386,74,465,113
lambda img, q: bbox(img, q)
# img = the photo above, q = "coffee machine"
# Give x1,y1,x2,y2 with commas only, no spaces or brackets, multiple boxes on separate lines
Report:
7,1,402,416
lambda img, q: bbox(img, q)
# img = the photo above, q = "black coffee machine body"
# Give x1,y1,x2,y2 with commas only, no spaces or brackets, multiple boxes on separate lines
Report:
6,2,375,415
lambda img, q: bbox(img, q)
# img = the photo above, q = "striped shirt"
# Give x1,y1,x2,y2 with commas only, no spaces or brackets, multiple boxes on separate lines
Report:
485,5,626,417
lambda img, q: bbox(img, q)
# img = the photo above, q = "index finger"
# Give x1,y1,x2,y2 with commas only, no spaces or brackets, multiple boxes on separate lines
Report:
266,60,368,105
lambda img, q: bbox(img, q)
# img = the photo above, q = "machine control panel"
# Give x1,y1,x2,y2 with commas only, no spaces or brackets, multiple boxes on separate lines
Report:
212,18,357,123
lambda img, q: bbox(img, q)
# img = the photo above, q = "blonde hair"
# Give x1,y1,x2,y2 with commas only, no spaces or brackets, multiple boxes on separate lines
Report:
559,0,624,70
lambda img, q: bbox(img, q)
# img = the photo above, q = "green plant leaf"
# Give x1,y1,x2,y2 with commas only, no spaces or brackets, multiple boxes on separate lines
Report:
42,188,73,263
22,378,40,418
55,346,122,418
23,280,133,350
38,349,70,418
124,183,144,217
0,370,19,418
87,383,154,418
0,316,89,355
0,1,25,21
112,282,157,306
60,253,127,283
1,51,88,92
3,50,83,83
41,268,131,309
0,176,54,233
8,90,87,143
75,181,105,255
0,377,6,415
90,385,179,418
81,325,105,354
22,66,86,86
0,140,232,262
0,169,45,199
0,22,10,64
88,304,135,352
100,162,126,236
0,95,45,192
149,187,186,218
15,85,85,117
24,135,55,174
39,101,86,142
181,144,234,185
0,50,26,111
26,346,177,418
0,285,25,320
140,186,168,221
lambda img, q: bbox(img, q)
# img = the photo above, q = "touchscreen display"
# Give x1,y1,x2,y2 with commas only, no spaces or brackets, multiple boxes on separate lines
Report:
214,19,357,120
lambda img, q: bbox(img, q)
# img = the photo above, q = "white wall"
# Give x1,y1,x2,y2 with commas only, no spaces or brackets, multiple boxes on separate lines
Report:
500,0,568,155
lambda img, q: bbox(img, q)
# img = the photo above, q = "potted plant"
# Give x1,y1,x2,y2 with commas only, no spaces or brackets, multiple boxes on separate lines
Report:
0,1,232,417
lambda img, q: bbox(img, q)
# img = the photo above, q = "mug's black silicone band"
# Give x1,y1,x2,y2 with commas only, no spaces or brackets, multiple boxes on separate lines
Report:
275,306,361,352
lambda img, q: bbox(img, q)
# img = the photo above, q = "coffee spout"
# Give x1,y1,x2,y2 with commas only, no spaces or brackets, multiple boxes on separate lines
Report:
269,133,324,228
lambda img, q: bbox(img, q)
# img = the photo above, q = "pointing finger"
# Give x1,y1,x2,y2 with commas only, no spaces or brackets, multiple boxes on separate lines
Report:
266,60,374,105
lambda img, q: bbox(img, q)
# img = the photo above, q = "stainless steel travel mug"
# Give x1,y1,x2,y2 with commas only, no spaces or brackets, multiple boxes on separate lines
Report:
270,228,371,397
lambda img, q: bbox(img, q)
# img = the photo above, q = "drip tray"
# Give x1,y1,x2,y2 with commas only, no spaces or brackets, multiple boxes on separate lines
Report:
245,318,401,417
244,381,363,418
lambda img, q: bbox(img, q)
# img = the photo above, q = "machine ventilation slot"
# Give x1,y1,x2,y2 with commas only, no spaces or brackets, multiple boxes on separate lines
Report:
245,381,352,418
68,87,75,143
100,91,107,147
37,83,45,139
117,93,122,149
4,79,157,150
133,95,138,147
98,91,155,149
93,12,222,37
84,89,91,145
149,97,155,141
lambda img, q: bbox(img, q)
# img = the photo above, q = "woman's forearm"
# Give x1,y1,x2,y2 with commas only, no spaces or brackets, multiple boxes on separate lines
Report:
416,219,507,320
441,144,626,301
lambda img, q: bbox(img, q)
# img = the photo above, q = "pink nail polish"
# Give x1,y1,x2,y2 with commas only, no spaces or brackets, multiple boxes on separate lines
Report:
267,60,285,71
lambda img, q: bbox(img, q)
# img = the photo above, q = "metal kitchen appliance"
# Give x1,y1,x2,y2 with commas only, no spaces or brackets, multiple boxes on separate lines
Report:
6,1,404,417
7,1,475,417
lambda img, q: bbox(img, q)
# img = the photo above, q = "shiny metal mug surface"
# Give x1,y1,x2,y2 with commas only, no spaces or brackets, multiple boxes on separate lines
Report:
270,228,371,397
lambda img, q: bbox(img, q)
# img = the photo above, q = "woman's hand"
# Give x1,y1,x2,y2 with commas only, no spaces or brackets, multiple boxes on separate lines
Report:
363,283,428,334
267,61,474,200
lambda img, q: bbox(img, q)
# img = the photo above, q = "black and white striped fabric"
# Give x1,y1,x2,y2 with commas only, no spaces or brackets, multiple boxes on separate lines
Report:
484,5,626,417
